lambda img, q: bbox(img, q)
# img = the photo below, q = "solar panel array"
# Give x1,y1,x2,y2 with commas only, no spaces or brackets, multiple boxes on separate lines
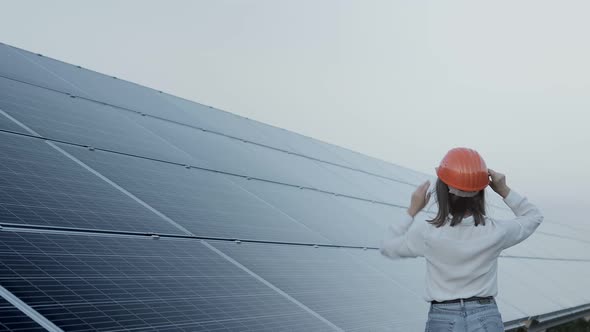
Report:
1,42,589,331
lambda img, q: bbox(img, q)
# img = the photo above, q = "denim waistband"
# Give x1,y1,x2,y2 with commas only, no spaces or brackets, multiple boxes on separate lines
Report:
430,296,495,307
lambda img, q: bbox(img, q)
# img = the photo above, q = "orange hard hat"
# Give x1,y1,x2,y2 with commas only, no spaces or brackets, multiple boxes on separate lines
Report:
435,147,489,192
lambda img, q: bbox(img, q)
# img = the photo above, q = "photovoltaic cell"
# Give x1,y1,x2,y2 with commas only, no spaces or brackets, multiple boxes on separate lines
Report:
61,144,329,243
211,240,429,331
0,132,182,234
0,297,45,332
0,230,335,331
0,77,201,165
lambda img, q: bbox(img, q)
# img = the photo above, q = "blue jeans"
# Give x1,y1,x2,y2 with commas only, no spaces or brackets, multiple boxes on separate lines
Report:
425,298,505,332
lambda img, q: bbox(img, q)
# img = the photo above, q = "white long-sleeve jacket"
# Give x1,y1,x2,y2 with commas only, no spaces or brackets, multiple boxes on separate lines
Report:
380,190,544,302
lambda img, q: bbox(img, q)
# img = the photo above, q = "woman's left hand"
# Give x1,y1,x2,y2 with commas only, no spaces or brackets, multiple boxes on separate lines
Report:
407,181,431,217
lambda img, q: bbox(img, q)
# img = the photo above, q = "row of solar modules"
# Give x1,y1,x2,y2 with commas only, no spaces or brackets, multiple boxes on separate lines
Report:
0,42,509,211
2,226,590,331
1,42,589,331
1,96,589,332
1,129,588,256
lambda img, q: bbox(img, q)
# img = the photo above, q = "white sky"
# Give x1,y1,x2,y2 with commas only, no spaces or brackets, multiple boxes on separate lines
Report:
2,1,588,223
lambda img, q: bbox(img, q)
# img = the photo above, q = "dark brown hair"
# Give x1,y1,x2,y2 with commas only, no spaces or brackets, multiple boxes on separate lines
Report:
428,178,486,227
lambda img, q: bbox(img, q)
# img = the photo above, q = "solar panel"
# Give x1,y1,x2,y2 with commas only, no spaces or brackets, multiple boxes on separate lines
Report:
0,229,336,332
130,116,317,186
209,240,429,331
0,132,182,234
320,143,418,183
0,44,83,95
59,143,329,243
317,162,416,205
496,258,570,316
505,232,590,260
0,46,193,123
341,250,529,323
509,259,590,306
0,77,201,165
2,45,440,195
1,42,588,332
0,298,45,332
159,93,293,152
231,177,407,246
129,116,403,202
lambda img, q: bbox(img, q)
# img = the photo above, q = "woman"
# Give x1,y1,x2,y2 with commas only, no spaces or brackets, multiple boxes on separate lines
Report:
380,147,543,332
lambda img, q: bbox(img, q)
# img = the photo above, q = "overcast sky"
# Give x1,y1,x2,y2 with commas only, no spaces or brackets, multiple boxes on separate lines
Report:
2,1,588,223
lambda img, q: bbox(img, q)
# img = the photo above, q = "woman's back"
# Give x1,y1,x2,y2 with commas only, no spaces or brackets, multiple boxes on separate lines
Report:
379,148,543,331
382,190,543,302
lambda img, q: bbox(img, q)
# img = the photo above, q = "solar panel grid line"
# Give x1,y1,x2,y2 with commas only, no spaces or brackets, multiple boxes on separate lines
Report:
0,297,48,332
499,255,590,263
536,230,590,245
0,109,40,137
0,73,72,98
3,218,588,264
200,240,344,332
0,285,63,332
0,223,364,250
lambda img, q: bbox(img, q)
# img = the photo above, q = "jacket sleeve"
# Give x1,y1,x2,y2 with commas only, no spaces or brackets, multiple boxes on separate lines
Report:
497,190,544,249
380,212,427,259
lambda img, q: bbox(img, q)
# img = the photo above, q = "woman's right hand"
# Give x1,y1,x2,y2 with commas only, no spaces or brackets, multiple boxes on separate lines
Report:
407,181,431,217
488,169,511,199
